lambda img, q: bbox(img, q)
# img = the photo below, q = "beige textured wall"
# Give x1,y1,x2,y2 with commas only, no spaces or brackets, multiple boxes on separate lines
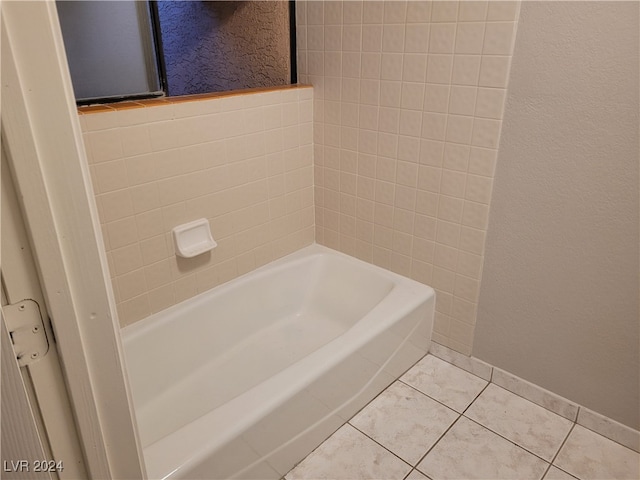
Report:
297,1,520,354
80,87,314,327
473,2,639,429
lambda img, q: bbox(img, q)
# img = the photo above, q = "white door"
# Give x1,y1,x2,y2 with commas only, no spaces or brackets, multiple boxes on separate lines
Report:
1,314,51,480
1,2,146,478
1,144,87,479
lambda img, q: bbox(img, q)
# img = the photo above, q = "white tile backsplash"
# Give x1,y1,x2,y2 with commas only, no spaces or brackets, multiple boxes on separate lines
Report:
81,87,314,327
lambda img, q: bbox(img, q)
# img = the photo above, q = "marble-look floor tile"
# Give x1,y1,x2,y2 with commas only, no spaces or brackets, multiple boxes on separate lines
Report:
285,424,411,480
465,383,573,461
350,381,459,464
405,469,429,479
554,425,640,480
417,417,549,480
400,355,488,412
543,466,578,480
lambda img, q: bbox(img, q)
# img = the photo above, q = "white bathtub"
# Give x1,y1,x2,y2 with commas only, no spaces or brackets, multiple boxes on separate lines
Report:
122,244,434,479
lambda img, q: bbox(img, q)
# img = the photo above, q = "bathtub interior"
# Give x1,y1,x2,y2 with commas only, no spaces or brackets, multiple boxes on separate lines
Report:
123,251,397,447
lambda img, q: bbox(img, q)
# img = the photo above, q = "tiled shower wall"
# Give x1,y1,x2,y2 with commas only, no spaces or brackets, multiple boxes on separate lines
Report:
79,87,314,327
296,1,519,354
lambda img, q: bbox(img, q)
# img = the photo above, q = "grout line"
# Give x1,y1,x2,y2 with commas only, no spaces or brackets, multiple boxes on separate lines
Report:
546,422,578,477
461,379,491,416
432,344,587,426
344,351,433,422
540,463,553,480
397,378,462,414
462,415,553,466
397,353,491,415
347,422,413,470
412,413,465,471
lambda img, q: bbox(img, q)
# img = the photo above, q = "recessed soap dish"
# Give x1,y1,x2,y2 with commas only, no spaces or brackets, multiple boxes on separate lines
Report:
172,218,217,258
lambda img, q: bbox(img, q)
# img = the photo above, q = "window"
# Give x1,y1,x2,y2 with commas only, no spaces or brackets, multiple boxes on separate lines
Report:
57,1,162,103
56,1,296,104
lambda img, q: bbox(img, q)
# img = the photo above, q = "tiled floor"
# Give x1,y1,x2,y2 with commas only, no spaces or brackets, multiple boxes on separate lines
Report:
286,354,640,480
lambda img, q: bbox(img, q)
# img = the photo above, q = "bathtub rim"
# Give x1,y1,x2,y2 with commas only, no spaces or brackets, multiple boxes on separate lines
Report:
121,243,427,343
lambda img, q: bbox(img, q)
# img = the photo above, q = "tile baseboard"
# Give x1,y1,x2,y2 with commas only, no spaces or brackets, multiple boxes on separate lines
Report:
577,407,640,453
428,342,640,453
490,368,579,422
428,342,493,381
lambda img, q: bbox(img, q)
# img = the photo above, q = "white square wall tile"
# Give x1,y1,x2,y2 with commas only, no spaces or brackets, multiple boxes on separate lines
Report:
306,1,323,26
440,169,466,198
399,110,423,137
324,1,342,25
382,24,406,53
383,0,407,24
402,55,428,83
426,54,454,84
431,1,459,22
443,143,471,171
449,86,478,116
465,384,574,461
362,0,383,24
405,23,430,53
554,425,640,480
424,84,450,113
475,87,506,119
445,115,474,145
468,146,497,177
343,1,363,25
285,424,411,480
479,55,512,88
472,117,502,148
417,416,549,480
407,1,432,23
455,22,485,55
422,112,447,141
380,81,402,108
487,1,520,22
459,225,486,255
380,53,403,81
465,175,493,204
430,23,456,54
437,195,464,223
86,129,124,163
452,55,482,86
401,354,488,412
362,25,383,52
458,1,488,22
324,25,342,51
93,160,129,194
401,83,426,111
350,381,459,464
483,22,517,55
462,200,490,229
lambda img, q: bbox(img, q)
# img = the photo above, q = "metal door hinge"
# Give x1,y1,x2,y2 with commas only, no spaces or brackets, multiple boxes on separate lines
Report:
4,299,49,366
